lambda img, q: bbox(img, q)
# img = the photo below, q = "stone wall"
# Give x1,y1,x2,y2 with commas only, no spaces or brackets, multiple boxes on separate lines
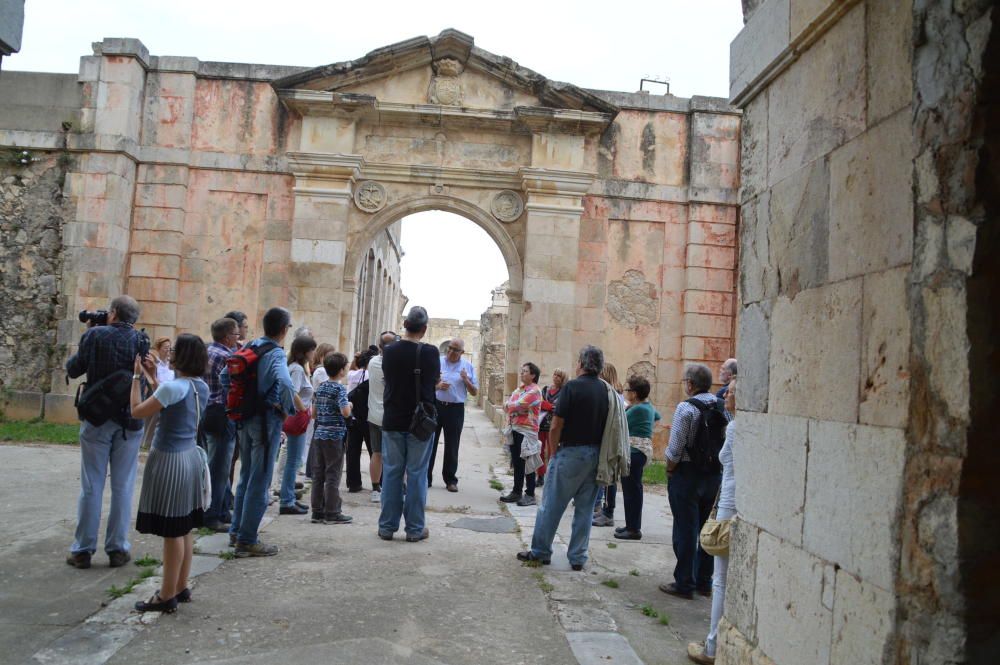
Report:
477,282,509,425
723,1,995,664
0,151,73,418
351,222,404,353
424,317,481,369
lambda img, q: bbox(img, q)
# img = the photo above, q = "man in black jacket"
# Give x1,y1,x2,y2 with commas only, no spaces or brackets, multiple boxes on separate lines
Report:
65,295,148,569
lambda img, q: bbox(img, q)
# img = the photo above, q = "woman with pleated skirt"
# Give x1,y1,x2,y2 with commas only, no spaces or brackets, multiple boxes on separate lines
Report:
129,333,209,614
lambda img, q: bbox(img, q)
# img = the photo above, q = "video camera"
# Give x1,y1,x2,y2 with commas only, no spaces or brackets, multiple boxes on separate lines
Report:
78,309,109,326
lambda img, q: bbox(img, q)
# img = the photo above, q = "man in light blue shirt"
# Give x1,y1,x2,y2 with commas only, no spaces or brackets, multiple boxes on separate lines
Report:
428,338,478,491
224,307,296,557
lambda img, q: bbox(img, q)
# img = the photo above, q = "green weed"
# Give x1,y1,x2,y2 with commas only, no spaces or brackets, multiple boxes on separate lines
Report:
489,479,504,491
601,579,619,588
137,566,155,580
643,461,668,486
218,550,236,560
0,419,79,444
659,614,671,626
134,555,160,567
607,542,617,549
196,527,214,537
640,604,659,618
629,569,640,576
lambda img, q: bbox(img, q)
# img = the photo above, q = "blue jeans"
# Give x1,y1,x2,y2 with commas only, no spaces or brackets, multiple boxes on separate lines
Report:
71,420,142,555
205,421,236,523
667,462,722,593
229,414,281,545
530,445,601,566
280,431,307,506
378,430,433,537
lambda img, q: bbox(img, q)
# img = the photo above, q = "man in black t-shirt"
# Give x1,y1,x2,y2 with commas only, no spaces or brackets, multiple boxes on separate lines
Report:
518,345,609,571
377,306,441,542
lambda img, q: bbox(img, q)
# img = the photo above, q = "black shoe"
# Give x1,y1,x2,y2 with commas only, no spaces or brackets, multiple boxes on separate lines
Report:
571,563,584,571
295,500,308,510
279,504,308,515
659,582,694,600
405,528,430,542
204,520,230,533
228,533,237,547
176,587,192,603
499,492,522,503
108,550,131,568
294,481,304,490
516,551,551,565
614,529,642,540
347,486,363,493
324,513,353,525
536,476,544,488
614,526,628,534
697,587,713,598
446,484,458,493
66,551,91,569
311,512,325,523
377,531,394,541
134,592,178,614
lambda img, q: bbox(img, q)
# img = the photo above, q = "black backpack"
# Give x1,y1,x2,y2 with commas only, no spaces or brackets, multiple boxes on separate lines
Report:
75,368,134,427
685,396,729,473
347,371,370,425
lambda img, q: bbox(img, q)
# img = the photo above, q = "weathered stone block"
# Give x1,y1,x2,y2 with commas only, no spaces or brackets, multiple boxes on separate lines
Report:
789,0,838,39
735,413,808,544
127,277,179,303
687,267,735,292
867,0,913,124
687,244,736,270
681,336,732,361
140,301,178,326
130,230,182,255
803,419,905,589
523,278,575,305
739,93,768,202
290,239,345,265
754,532,833,665
129,253,180,279
684,291,735,316
739,193,778,304
1,390,44,420
134,183,187,210
859,266,910,429
829,109,913,281
44,393,79,425
725,518,759,642
683,313,733,338
831,569,897,665
736,300,771,413
689,203,737,225
132,207,184,232
767,3,866,185
768,157,829,296
729,0,790,101
769,279,861,423
689,221,737,247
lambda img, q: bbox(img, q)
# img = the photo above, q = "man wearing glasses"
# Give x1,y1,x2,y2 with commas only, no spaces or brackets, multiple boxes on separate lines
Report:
428,338,478,492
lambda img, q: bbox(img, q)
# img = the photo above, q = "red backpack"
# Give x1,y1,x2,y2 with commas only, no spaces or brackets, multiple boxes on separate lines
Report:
225,341,278,423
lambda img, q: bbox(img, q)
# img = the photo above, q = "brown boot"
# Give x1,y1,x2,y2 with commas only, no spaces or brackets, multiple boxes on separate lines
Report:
687,642,715,664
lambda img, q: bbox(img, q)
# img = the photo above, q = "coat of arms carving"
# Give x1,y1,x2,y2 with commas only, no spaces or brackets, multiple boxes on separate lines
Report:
354,181,387,212
429,58,464,106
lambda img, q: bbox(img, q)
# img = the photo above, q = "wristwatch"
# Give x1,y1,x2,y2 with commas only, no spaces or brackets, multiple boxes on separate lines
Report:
132,374,142,380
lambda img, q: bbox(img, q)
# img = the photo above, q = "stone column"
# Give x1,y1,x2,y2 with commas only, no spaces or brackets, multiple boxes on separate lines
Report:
518,167,593,391
286,152,361,348
48,39,149,421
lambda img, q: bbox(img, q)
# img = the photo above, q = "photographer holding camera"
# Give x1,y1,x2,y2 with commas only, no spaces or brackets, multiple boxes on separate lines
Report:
65,295,151,570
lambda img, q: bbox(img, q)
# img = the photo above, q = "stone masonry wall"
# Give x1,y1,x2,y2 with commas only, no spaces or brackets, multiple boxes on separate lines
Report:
0,151,73,418
724,1,994,664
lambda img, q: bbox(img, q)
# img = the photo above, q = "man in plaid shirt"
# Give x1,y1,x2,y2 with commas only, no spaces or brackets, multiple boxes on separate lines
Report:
64,295,148,570
202,317,240,531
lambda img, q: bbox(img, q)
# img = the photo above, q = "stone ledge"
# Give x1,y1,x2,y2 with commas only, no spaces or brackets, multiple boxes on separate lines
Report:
44,393,79,424
1,390,43,420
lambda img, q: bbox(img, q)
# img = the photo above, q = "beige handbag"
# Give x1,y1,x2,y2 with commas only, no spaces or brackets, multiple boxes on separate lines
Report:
699,487,731,557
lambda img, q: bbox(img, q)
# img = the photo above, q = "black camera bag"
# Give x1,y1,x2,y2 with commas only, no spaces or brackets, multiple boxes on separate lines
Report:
75,368,134,427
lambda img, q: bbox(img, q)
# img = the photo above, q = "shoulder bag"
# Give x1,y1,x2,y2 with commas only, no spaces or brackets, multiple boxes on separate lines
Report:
408,343,438,440
699,485,731,557
188,379,212,511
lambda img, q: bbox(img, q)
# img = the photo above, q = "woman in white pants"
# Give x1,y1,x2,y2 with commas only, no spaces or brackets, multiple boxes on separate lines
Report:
688,379,737,664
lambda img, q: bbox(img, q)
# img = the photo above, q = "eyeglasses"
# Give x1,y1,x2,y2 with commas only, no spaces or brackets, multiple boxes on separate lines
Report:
624,388,635,392
448,346,463,353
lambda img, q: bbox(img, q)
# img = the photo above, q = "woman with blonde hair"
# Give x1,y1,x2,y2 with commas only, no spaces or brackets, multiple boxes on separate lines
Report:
593,362,625,527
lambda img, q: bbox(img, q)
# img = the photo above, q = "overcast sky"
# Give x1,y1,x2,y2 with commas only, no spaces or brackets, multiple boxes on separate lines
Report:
8,0,744,322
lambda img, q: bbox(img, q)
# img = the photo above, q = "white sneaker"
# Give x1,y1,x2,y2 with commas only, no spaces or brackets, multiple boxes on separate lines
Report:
370,490,381,503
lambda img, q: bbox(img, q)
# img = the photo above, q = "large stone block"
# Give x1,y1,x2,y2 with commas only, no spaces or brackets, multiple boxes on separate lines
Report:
754,532,833,665
729,0,790,101
683,313,733,338
803,419,906,590
1,391,44,420
725,518,759,642
831,569,897,665
769,279,861,423
736,413,808,544
739,193,778,305
859,266,910,428
687,244,736,270
867,0,913,125
767,3,866,185
44,393,79,424
523,278,575,305
736,300,770,413
687,267,735,292
739,93,768,202
290,239,345,266
829,109,914,281
768,157,829,297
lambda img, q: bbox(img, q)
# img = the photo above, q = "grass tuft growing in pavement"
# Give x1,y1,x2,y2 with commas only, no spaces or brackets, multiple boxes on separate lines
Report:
640,604,660,618
219,551,236,560
134,555,160,567
606,542,617,549
489,479,504,491
629,569,640,576
521,558,543,568
601,579,619,588
196,527,214,537
659,614,671,626
0,418,79,445
643,461,668,486
532,570,554,593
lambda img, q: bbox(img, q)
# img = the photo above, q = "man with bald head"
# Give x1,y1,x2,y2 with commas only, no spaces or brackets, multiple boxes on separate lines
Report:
428,337,478,492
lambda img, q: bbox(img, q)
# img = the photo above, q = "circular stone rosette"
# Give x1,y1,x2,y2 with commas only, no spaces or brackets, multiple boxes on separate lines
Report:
353,181,387,212
491,190,524,222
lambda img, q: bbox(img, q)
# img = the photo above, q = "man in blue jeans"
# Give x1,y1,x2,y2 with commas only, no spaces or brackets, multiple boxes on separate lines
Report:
225,307,296,557
661,363,726,599
518,345,609,571
377,306,440,542
202,317,239,532
65,295,148,569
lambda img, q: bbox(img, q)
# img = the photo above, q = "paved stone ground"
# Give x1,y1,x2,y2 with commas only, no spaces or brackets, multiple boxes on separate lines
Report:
0,407,713,664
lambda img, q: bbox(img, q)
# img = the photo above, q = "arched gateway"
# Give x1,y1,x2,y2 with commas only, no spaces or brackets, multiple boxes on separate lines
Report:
0,30,740,447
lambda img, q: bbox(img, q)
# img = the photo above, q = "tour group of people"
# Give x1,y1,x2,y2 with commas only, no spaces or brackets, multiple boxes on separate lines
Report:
63,295,738,664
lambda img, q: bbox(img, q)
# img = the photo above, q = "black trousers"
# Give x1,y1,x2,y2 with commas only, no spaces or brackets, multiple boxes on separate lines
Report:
428,402,464,486
667,462,722,593
345,422,372,491
510,431,536,496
